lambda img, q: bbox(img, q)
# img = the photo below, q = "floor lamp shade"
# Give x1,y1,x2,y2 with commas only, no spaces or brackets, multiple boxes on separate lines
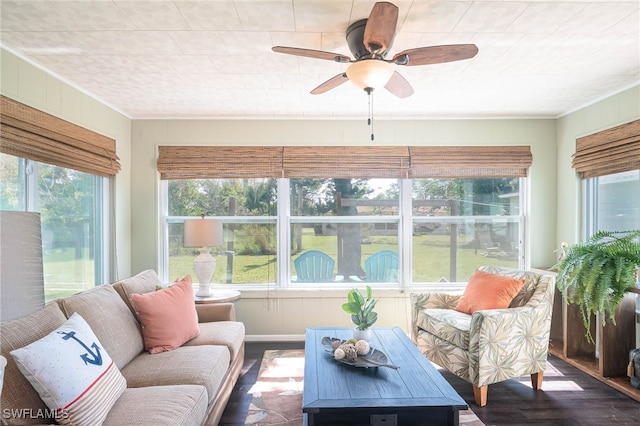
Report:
0,211,45,321
184,218,223,297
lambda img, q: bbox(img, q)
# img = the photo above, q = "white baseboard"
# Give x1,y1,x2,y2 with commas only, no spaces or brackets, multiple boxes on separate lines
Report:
245,334,305,342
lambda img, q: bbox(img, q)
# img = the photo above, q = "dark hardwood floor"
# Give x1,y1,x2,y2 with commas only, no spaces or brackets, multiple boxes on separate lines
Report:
219,341,640,426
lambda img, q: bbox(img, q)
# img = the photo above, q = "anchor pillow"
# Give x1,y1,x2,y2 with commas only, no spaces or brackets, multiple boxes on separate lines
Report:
10,312,126,426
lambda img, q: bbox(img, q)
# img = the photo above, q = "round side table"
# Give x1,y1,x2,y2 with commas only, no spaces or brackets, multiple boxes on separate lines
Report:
194,289,241,304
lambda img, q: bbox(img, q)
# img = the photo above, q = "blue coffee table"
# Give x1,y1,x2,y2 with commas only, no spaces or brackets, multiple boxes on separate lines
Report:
303,327,467,426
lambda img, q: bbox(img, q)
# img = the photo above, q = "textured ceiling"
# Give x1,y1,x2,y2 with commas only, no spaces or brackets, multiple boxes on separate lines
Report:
1,0,638,120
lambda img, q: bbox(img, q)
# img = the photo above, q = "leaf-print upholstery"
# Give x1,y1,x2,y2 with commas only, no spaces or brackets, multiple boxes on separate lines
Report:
410,266,555,406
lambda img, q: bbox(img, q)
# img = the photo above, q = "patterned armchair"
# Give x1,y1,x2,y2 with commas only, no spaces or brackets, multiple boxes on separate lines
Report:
410,266,555,406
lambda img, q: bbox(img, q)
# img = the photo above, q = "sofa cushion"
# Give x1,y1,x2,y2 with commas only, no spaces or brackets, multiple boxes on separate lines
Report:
120,345,230,403
416,308,472,349
455,269,525,314
10,313,126,426
0,302,67,424
184,320,245,361
103,385,208,426
112,269,163,317
129,275,200,354
57,284,144,369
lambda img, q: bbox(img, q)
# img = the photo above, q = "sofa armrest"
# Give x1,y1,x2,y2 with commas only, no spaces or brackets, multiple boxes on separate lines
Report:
468,303,553,387
410,292,462,342
195,302,236,322
411,292,462,310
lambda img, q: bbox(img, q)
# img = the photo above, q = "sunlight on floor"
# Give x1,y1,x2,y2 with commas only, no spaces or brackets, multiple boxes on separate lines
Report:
541,361,565,377
431,357,582,391
516,361,583,391
518,378,584,391
246,353,305,396
248,377,304,394
261,356,305,379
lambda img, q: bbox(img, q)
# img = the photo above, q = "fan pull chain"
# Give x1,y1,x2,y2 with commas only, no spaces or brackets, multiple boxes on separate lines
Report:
366,87,374,141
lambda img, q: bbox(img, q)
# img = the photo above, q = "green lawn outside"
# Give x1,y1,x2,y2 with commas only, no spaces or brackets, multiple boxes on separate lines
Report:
167,231,516,284
43,231,517,301
43,248,95,302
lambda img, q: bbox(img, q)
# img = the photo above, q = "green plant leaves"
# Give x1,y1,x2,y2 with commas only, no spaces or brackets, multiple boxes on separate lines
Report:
341,302,360,315
554,230,640,343
342,286,378,330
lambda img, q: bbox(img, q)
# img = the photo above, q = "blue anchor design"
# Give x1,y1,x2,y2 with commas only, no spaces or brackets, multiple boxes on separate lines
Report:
57,331,103,366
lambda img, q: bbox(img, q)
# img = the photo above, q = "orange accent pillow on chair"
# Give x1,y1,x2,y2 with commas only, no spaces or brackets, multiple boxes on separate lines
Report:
455,269,525,314
129,275,200,354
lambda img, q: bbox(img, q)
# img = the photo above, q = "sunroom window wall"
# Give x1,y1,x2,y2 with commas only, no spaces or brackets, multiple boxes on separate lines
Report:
162,177,525,287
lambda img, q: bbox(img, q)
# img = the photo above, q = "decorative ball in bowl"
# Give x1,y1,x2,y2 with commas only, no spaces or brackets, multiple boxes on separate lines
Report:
321,337,398,369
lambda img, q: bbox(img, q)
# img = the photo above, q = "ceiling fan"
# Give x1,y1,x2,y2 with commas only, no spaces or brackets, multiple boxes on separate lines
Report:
272,1,478,98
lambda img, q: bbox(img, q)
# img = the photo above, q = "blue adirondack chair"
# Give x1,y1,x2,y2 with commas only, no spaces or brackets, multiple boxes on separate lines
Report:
292,250,343,283
352,250,399,282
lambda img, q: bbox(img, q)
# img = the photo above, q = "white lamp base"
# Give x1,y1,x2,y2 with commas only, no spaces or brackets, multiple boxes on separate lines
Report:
193,248,216,297
196,284,212,298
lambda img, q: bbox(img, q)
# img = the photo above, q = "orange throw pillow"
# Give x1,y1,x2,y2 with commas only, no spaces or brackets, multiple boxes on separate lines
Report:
129,275,200,354
455,269,525,314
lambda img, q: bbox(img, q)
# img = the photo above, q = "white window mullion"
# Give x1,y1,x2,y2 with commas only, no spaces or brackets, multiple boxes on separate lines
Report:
159,180,169,283
400,179,413,291
520,176,527,270
98,176,109,284
584,178,597,239
277,178,290,288
25,161,38,211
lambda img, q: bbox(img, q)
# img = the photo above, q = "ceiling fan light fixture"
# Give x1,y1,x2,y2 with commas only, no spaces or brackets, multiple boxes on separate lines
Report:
345,59,394,91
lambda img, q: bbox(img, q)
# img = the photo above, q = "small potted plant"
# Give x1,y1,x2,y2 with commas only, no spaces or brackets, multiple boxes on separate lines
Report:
554,230,640,343
342,286,378,341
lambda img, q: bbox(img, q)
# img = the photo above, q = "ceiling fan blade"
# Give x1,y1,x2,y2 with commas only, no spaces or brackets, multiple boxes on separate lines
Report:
272,46,351,63
310,73,349,95
363,2,399,55
392,44,478,66
385,71,414,98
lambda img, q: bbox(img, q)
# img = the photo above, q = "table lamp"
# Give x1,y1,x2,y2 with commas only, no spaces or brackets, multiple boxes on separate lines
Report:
183,216,223,297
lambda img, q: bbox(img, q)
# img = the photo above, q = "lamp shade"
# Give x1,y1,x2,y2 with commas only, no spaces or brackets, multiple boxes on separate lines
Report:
346,59,394,91
0,211,45,321
184,218,223,247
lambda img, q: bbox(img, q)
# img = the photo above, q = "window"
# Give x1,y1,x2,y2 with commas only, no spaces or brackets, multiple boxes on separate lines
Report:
161,176,526,286
159,145,530,286
290,178,400,283
575,122,640,349
163,178,277,285
0,96,119,302
412,178,523,283
574,119,640,235
584,170,640,349
585,170,640,235
0,153,108,302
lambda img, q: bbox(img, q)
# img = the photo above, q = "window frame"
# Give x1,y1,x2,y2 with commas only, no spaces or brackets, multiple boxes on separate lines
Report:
1,154,111,299
584,170,640,238
582,169,640,351
160,177,526,288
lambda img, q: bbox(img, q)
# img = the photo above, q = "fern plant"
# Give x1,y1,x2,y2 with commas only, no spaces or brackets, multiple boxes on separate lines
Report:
553,230,640,343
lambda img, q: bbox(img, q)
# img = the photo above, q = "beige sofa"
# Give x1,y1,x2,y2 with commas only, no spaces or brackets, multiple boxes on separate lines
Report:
0,269,245,425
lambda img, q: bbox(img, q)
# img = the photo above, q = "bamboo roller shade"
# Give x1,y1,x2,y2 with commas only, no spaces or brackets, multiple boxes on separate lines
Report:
158,145,533,179
409,146,532,178
157,146,284,179
572,119,640,179
0,96,120,177
283,146,410,178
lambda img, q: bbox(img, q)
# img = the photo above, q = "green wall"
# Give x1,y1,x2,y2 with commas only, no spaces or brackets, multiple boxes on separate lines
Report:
3,47,638,337
1,48,132,279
